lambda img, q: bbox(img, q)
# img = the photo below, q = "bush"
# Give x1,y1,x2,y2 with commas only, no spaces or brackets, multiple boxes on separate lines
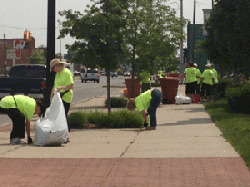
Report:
68,112,88,128
105,97,128,108
68,110,144,129
225,83,250,114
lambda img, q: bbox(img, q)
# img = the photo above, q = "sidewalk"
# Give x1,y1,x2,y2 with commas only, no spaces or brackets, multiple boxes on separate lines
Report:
1,85,250,186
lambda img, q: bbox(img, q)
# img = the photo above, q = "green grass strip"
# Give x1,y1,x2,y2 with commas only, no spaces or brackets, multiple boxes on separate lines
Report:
204,98,250,169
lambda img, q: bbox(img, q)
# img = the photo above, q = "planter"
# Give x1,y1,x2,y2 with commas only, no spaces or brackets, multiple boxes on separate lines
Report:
167,73,179,78
125,78,141,98
159,78,179,104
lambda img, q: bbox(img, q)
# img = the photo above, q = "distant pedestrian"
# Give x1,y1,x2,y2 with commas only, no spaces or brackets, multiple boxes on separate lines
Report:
193,63,202,94
180,61,197,102
140,69,151,93
126,89,162,130
200,63,215,103
210,63,219,100
0,95,45,144
50,59,74,143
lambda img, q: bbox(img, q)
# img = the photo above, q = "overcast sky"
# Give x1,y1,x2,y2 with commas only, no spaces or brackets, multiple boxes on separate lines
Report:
0,0,212,55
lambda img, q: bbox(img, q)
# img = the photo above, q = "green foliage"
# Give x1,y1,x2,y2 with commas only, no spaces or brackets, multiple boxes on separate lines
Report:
203,0,250,76
225,83,250,113
68,112,88,128
105,97,128,108
204,99,250,169
68,110,144,128
29,49,45,64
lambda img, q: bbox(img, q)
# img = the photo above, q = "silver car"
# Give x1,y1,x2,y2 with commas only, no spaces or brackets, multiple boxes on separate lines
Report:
81,68,100,83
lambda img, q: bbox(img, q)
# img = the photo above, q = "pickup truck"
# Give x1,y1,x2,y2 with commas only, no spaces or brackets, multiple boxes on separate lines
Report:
0,64,46,99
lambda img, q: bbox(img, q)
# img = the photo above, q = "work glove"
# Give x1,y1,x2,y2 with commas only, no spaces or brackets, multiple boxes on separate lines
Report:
28,137,33,144
144,122,149,128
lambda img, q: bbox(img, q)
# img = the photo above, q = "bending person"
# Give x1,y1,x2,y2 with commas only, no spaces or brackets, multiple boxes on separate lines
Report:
127,89,162,130
0,95,45,144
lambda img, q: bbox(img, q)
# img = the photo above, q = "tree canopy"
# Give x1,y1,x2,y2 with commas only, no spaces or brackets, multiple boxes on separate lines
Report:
58,0,185,74
203,0,250,77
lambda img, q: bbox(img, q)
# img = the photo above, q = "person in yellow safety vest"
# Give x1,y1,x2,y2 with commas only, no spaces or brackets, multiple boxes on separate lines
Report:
193,63,202,94
200,63,215,103
140,70,151,93
157,70,164,78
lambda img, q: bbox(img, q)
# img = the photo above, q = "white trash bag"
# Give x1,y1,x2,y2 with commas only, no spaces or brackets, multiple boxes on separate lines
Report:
175,94,191,104
34,91,69,146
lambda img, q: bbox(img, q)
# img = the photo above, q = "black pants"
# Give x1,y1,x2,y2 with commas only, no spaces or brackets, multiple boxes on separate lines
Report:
0,107,26,139
62,100,71,132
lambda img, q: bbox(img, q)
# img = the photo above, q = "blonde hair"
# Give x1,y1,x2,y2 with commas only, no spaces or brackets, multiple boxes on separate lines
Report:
126,98,136,111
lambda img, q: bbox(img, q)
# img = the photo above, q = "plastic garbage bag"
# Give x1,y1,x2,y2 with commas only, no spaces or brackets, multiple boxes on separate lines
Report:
34,90,69,146
175,94,191,104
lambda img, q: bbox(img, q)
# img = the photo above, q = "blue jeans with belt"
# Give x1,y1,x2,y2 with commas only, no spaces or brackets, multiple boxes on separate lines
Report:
149,89,162,127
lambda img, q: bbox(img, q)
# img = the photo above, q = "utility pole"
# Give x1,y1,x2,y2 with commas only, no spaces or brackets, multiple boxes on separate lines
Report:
179,0,185,84
44,0,56,108
191,0,196,62
3,34,7,77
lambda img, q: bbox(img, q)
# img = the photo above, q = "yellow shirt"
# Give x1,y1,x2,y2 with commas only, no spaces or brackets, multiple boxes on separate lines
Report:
54,68,74,103
135,90,152,112
0,95,36,120
184,67,196,83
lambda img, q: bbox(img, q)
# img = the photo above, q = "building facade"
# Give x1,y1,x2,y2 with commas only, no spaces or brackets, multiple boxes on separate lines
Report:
0,35,35,75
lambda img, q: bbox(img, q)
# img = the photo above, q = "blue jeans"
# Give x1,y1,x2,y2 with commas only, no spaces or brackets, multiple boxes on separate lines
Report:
149,89,162,127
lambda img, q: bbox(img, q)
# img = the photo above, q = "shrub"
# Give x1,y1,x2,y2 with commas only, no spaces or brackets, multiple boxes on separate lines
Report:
68,112,88,128
105,97,128,108
225,83,250,114
68,110,144,129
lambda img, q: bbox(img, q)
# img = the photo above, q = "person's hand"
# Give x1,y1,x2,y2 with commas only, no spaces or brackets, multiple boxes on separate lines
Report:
57,86,64,91
28,137,33,144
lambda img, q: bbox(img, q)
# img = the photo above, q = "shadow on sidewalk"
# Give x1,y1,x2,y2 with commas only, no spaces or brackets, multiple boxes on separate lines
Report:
159,117,213,126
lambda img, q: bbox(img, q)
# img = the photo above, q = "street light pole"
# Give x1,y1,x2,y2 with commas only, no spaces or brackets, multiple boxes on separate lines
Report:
179,0,186,84
44,0,56,108
191,0,196,62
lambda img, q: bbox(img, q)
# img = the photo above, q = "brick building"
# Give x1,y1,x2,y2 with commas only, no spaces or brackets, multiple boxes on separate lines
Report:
0,33,35,75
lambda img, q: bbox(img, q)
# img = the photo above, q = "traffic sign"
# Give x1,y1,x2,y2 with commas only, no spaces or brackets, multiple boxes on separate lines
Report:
6,49,21,59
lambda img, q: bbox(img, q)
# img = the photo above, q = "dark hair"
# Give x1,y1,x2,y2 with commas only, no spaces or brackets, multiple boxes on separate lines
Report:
188,61,194,67
36,99,46,117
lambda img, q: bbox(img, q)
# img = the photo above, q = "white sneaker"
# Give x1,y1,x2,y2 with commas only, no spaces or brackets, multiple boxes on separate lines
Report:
10,138,26,145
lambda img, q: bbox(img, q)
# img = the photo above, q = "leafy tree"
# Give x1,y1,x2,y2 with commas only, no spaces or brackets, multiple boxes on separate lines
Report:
29,48,45,64
203,0,250,78
124,0,185,75
58,0,128,112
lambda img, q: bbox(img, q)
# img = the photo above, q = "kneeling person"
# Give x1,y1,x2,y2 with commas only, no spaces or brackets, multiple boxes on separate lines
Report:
127,89,162,130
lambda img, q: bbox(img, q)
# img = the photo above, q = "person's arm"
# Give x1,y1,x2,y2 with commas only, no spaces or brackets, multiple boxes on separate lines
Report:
180,73,186,78
57,84,74,91
141,110,148,122
25,119,31,138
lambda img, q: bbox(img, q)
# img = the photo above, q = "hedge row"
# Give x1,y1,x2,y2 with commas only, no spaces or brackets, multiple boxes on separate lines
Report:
68,110,144,129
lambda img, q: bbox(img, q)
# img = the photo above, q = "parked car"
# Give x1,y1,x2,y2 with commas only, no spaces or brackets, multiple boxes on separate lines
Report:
111,72,118,77
124,71,131,77
0,64,46,99
100,71,107,76
80,68,100,83
118,71,124,75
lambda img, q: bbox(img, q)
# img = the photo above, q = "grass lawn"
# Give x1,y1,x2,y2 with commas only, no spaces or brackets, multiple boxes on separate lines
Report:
204,98,250,169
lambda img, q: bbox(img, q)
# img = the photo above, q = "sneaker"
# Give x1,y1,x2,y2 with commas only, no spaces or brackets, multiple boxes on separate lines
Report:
145,126,156,130
10,138,26,145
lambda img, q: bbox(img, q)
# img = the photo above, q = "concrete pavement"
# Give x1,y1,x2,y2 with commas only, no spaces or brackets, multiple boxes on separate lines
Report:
1,85,250,186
